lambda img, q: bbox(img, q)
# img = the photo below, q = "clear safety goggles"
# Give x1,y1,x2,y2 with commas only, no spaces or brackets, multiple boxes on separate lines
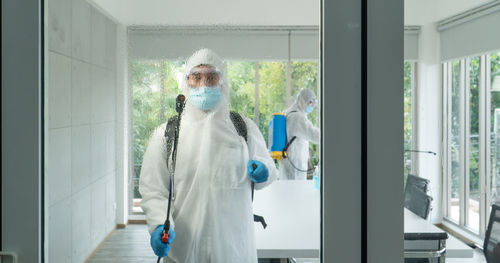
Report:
307,98,318,107
186,66,222,88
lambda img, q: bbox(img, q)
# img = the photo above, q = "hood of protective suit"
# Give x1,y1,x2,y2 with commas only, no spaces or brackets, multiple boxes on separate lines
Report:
287,89,316,113
181,49,229,121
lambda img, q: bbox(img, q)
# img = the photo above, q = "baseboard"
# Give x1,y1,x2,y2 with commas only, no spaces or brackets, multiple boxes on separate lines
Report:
84,226,117,263
128,219,147,224
117,223,127,229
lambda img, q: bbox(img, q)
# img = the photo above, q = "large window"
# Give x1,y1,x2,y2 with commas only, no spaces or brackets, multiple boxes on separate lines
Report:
444,51,500,236
131,59,319,213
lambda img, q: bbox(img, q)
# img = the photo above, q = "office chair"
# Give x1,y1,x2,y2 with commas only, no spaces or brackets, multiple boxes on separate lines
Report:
404,174,432,219
405,174,430,193
484,204,500,263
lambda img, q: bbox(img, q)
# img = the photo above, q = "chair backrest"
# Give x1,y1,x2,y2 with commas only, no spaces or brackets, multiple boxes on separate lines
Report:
405,174,429,193
404,185,433,219
484,204,500,263
404,174,432,219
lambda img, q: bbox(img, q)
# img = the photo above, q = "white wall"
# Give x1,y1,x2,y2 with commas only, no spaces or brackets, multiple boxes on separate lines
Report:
46,0,118,261
404,0,443,223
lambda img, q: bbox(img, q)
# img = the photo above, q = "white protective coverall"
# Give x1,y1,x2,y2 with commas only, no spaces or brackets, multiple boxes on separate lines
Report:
279,89,320,180
139,49,277,263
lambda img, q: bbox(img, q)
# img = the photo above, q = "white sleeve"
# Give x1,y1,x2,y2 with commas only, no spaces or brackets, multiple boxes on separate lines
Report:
139,123,175,234
289,113,320,144
243,117,278,190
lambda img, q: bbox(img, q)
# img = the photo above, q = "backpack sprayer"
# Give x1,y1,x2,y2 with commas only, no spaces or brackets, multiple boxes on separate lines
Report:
268,113,289,160
156,94,186,263
268,112,315,173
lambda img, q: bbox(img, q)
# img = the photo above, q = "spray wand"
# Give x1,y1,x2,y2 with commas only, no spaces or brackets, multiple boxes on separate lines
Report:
157,94,185,263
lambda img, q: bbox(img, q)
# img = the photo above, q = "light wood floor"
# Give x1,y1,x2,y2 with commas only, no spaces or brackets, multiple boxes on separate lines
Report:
87,224,157,263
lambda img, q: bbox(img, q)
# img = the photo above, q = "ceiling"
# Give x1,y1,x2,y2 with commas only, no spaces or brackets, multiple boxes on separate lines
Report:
89,0,319,26
90,0,493,27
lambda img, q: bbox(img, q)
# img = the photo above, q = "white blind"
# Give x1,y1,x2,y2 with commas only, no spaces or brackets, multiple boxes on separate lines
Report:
128,27,319,61
404,26,420,61
290,31,320,60
438,2,500,61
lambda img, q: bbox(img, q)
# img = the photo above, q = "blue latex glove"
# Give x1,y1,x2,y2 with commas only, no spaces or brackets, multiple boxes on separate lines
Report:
151,225,175,257
247,160,269,183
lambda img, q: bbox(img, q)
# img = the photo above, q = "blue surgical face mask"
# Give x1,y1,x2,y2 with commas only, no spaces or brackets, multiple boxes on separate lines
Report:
189,86,223,111
305,105,315,114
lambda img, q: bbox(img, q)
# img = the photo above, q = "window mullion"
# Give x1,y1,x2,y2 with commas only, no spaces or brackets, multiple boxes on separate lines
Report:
486,55,492,227
463,59,470,226
479,55,487,235
286,31,291,106
254,62,260,124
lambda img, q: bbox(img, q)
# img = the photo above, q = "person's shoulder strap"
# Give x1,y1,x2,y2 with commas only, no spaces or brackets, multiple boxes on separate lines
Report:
229,111,267,228
229,111,248,142
164,116,179,168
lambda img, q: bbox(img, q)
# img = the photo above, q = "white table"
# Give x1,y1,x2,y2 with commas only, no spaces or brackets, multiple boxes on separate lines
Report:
253,182,473,260
253,181,320,259
405,208,473,259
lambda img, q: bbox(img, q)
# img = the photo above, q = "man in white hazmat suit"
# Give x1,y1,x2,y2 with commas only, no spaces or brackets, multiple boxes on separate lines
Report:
139,48,277,263
279,89,320,180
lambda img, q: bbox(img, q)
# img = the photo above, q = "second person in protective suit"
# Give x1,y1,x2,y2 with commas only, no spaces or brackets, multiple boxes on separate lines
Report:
139,48,278,263
279,89,320,180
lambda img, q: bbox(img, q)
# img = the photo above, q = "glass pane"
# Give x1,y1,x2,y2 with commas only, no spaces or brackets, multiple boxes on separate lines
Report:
450,60,461,222
45,0,321,261
490,53,500,207
468,57,480,232
404,62,413,184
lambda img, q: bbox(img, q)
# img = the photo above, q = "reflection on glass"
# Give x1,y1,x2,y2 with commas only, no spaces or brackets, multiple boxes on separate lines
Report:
490,53,500,211
404,62,413,184
450,60,461,222
468,57,480,232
